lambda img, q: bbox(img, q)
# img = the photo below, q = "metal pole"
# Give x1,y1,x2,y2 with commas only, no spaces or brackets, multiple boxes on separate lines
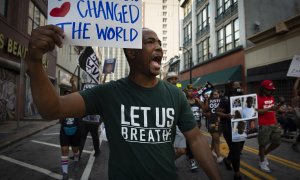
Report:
77,65,81,91
189,50,192,84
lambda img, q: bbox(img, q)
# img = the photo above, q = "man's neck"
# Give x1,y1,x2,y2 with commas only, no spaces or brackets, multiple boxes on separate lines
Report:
128,73,158,88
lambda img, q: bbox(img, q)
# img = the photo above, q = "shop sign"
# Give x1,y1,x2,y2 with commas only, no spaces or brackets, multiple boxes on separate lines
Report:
0,33,28,59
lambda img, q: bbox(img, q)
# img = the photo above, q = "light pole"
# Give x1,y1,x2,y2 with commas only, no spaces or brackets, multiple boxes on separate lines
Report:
180,47,193,84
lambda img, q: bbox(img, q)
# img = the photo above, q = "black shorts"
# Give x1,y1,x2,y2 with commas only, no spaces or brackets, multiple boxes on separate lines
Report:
60,129,80,147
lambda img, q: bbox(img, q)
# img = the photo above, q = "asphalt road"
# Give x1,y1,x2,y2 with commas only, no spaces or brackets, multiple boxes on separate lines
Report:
0,124,299,180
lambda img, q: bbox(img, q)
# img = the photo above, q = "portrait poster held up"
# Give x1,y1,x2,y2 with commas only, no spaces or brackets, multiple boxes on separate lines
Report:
47,0,142,48
230,94,258,142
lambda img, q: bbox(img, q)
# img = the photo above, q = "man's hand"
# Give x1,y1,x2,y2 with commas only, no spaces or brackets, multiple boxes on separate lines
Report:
26,25,64,63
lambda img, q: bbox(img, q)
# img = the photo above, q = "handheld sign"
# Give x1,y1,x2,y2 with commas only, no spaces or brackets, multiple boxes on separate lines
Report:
230,94,258,142
287,55,300,77
48,0,142,49
103,58,116,74
78,47,100,84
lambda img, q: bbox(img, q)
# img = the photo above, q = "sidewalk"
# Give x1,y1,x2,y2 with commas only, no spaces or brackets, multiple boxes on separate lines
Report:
0,119,59,149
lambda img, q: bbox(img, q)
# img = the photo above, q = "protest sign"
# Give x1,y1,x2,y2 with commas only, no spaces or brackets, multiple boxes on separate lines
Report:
230,94,258,142
48,0,142,48
287,55,300,77
198,81,213,102
78,47,100,84
103,58,116,74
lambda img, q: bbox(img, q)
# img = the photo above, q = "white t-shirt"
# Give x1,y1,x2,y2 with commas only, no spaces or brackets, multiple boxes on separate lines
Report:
242,107,256,118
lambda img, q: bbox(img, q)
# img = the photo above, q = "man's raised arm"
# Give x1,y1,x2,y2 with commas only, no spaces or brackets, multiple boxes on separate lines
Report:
26,25,85,119
184,127,222,180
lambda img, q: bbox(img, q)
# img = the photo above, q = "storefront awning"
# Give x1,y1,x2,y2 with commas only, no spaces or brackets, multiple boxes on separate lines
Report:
180,65,242,88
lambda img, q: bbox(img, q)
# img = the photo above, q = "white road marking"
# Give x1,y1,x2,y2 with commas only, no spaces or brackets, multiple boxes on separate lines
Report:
80,151,96,180
30,140,92,154
0,155,74,180
80,127,107,180
43,133,60,136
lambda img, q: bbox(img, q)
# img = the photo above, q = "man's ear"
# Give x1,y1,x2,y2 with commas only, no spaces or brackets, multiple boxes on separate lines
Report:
125,48,136,60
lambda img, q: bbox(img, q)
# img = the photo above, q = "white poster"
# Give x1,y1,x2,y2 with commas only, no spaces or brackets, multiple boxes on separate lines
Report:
230,94,258,142
48,0,142,48
287,55,300,77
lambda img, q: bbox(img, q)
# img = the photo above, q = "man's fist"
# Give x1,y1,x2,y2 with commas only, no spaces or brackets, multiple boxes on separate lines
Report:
26,25,64,62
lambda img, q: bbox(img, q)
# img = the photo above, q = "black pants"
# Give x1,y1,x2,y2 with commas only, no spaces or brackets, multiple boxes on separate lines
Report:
222,122,244,173
79,122,100,156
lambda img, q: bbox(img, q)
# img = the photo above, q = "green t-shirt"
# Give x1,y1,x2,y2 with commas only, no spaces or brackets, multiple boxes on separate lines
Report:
80,77,196,180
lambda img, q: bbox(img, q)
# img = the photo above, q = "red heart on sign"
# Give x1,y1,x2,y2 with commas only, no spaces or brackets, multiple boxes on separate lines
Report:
50,2,71,17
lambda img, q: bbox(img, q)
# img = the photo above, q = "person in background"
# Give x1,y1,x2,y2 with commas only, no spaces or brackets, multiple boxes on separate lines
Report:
217,81,244,180
291,77,300,152
79,115,101,158
184,85,204,171
204,89,223,163
165,72,187,159
59,77,80,180
25,25,221,180
277,97,296,137
256,80,281,173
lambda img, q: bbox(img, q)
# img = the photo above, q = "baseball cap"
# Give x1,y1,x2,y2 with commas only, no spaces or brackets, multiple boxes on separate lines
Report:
166,72,178,80
261,80,275,90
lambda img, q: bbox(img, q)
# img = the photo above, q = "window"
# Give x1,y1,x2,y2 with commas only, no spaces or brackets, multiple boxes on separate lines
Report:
184,23,192,44
162,43,167,48
197,43,203,63
163,37,167,41
197,38,210,63
28,1,46,34
163,12,167,16
163,30,167,35
197,13,202,31
184,0,192,16
217,0,223,16
163,50,167,55
163,0,167,3
163,18,167,23
224,0,231,11
216,0,237,16
225,23,232,50
217,18,239,54
217,29,224,54
162,5,167,10
163,24,167,29
233,19,240,46
203,38,209,60
0,0,7,16
184,50,192,70
196,5,210,33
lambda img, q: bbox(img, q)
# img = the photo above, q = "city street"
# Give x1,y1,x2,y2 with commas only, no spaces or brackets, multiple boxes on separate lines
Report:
0,124,299,180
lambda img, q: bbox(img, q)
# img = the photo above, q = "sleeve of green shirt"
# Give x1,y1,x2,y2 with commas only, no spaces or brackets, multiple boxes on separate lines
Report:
176,91,196,132
79,84,106,116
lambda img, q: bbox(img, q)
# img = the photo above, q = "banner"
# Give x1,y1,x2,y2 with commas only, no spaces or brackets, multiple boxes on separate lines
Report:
102,58,116,74
47,0,142,48
287,55,300,77
198,81,213,102
230,94,258,142
78,47,100,84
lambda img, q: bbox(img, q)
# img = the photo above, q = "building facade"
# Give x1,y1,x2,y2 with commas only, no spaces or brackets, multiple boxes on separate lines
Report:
179,0,300,93
0,0,57,121
246,14,300,103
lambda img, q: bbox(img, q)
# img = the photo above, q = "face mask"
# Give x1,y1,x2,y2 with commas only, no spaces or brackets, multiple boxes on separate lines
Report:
231,88,243,95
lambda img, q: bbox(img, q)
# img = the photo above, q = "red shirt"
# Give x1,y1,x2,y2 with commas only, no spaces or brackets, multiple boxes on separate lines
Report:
257,95,276,126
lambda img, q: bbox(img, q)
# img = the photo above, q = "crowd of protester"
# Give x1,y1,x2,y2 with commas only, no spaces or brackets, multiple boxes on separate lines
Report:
165,71,300,179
